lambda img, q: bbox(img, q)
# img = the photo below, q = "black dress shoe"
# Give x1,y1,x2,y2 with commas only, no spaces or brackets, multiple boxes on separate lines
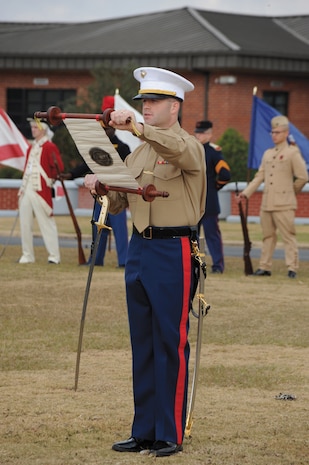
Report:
149,441,183,457
253,269,271,276
288,270,297,278
112,437,153,453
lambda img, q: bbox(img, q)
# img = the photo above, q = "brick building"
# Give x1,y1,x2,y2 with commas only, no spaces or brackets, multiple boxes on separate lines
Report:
1,7,309,141
1,8,309,220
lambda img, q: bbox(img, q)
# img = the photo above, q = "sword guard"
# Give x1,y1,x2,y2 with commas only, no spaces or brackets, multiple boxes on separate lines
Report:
95,221,112,232
95,195,110,231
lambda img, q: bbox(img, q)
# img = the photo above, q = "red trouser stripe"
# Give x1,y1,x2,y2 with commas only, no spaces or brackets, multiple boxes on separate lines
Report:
174,237,191,444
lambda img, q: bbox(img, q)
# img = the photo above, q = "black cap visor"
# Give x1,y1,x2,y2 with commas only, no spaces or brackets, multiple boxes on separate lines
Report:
133,93,182,101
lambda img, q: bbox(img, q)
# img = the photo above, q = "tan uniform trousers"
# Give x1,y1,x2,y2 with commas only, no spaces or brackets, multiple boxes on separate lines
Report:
19,187,60,264
259,209,298,272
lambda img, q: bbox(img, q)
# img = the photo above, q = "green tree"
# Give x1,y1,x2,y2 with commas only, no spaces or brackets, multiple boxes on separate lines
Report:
51,63,140,171
216,128,249,181
51,125,83,172
70,62,140,113
0,165,22,179
1,64,140,176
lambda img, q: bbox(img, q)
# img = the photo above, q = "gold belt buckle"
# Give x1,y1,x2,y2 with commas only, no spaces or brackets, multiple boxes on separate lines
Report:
142,226,153,239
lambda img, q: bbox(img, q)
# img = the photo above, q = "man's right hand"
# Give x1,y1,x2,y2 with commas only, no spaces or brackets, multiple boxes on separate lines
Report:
84,174,99,196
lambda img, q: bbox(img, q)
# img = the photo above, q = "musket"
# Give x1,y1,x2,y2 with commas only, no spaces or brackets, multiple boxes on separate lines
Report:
236,182,253,275
74,195,111,391
52,153,87,265
185,234,210,439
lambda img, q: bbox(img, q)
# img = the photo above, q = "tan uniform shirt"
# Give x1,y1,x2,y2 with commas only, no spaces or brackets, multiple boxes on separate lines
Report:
243,141,308,211
107,121,206,227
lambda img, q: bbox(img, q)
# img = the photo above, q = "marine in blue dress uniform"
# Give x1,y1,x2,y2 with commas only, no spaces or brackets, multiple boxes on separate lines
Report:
85,67,206,457
194,121,231,273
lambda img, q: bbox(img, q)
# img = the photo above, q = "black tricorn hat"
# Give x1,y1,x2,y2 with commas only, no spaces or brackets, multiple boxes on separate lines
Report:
194,120,213,133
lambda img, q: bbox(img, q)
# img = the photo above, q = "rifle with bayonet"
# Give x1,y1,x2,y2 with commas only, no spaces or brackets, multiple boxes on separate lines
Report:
236,182,253,275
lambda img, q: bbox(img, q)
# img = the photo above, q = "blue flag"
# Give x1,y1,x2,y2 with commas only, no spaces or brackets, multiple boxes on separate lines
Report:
248,96,309,171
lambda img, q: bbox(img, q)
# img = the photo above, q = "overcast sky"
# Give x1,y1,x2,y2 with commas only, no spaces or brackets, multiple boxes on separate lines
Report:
1,0,309,22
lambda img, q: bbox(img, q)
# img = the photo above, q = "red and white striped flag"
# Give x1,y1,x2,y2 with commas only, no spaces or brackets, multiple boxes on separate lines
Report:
0,109,29,171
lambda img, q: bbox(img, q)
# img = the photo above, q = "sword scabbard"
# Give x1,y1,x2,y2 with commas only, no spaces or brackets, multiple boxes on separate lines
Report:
185,234,210,438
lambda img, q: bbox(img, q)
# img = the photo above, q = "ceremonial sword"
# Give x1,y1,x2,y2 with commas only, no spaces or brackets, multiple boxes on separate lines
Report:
74,195,111,391
185,234,210,439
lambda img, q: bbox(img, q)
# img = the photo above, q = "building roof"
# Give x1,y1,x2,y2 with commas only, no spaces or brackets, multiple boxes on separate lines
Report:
1,7,309,73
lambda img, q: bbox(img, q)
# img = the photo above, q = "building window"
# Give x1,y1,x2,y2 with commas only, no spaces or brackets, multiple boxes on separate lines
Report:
7,88,76,138
263,91,288,115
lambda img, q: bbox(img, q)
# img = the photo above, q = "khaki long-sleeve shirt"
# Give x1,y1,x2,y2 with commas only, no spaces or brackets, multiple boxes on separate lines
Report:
243,141,308,211
108,121,206,227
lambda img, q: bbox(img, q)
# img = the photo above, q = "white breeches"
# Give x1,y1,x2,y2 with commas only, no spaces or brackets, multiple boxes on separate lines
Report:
19,189,60,263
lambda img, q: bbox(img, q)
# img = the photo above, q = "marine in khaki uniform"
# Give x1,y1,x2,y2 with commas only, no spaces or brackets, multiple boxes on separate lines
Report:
237,115,308,278
85,67,206,456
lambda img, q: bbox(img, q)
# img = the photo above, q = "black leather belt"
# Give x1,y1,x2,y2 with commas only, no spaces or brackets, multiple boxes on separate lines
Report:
133,225,197,239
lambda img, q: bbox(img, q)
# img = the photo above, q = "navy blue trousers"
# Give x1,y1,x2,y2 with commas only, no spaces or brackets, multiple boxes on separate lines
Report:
125,233,192,445
199,215,224,272
90,201,128,266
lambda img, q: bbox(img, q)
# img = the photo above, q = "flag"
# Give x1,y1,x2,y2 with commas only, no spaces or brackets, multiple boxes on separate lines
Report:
64,117,139,189
114,90,144,152
248,96,309,171
0,109,29,171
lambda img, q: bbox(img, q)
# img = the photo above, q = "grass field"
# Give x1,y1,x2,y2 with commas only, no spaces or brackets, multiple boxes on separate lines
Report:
0,216,308,464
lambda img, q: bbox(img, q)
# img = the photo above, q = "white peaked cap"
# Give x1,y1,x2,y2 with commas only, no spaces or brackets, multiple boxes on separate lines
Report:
133,67,194,101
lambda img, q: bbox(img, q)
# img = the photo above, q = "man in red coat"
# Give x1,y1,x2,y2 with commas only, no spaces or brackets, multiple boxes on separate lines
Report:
18,120,64,264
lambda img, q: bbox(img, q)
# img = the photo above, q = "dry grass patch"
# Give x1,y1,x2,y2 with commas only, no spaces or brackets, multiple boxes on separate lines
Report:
0,218,308,464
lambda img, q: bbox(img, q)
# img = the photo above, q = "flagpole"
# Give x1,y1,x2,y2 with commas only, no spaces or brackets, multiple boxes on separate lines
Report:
245,87,258,224
248,86,258,184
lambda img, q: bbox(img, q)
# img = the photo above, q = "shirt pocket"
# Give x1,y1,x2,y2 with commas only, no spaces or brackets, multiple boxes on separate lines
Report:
128,163,144,181
153,164,183,201
153,163,182,181
274,189,294,206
